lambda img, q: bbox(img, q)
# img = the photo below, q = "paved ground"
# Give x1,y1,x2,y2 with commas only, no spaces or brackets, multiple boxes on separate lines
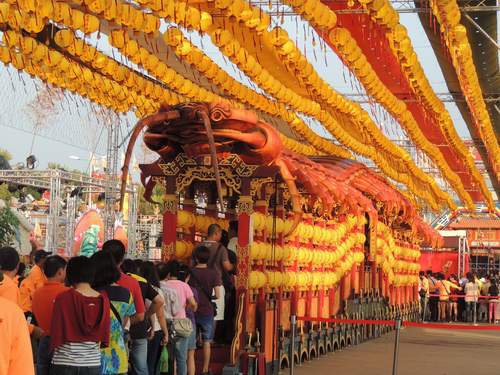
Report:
293,326,500,375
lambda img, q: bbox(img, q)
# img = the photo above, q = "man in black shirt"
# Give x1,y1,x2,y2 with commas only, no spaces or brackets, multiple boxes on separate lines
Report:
122,259,163,375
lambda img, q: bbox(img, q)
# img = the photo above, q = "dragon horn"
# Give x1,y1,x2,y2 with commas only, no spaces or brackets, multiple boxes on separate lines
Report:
198,110,225,213
120,110,180,211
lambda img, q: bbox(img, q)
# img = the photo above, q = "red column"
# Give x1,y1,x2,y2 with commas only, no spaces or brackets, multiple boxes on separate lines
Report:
161,188,177,261
230,193,253,365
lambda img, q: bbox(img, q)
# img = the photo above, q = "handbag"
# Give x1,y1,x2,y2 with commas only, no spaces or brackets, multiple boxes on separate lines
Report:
172,318,193,338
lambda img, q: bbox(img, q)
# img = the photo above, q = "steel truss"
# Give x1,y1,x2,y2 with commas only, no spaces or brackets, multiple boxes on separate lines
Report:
0,169,136,255
211,1,500,16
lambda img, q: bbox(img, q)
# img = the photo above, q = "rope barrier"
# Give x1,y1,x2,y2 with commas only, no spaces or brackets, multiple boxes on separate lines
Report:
296,317,500,330
427,294,499,299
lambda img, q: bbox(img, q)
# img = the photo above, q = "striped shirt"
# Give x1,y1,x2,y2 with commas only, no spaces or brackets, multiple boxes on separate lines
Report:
52,342,101,367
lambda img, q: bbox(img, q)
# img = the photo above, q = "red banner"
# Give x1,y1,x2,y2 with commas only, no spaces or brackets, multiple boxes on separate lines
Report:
419,251,469,276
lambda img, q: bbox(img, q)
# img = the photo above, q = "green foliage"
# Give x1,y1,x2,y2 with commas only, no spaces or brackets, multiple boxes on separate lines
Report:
0,184,12,203
137,184,165,215
48,162,82,174
0,149,12,161
0,206,19,246
21,186,42,201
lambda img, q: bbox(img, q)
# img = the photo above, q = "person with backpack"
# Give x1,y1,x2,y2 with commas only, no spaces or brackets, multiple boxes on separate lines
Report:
139,261,170,375
121,259,164,375
90,251,136,375
189,246,222,375
196,224,233,324
158,261,197,375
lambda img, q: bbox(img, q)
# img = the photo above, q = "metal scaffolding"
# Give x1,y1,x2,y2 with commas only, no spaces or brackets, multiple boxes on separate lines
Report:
458,235,470,278
0,169,136,254
104,122,120,242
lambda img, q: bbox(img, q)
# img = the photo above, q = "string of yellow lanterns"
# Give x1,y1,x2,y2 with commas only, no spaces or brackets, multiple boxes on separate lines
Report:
1,30,161,116
194,0,452,210
376,222,421,287
428,0,500,190
354,0,494,209
52,29,186,111
0,6,324,159
248,213,367,290
279,0,473,209
162,27,349,158
115,0,448,210
0,1,100,34
207,25,450,211
267,26,455,209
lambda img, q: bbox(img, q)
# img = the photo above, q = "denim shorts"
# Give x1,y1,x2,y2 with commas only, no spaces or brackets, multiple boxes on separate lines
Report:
187,326,197,350
196,314,215,342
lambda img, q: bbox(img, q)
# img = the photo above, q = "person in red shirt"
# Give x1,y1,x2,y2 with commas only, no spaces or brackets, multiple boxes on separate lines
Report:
32,255,69,375
50,256,110,375
102,240,145,323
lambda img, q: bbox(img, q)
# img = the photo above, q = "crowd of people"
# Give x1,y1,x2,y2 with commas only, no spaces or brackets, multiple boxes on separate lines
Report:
418,270,500,323
0,222,237,375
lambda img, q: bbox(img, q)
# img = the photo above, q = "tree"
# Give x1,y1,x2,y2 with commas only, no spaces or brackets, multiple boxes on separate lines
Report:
0,149,11,170
0,184,12,202
137,184,165,215
48,162,82,174
0,206,19,247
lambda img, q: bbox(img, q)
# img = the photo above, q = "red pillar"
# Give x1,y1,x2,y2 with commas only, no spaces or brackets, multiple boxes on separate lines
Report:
161,177,177,261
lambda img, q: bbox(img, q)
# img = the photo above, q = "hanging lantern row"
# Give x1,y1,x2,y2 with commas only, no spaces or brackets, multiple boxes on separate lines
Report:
248,251,364,290
201,0,451,211
1,1,99,34
164,26,350,158
53,29,186,111
0,31,161,116
355,0,492,207
267,25,452,211
177,210,229,233
281,0,466,209
375,222,421,287
428,0,499,193
206,24,445,210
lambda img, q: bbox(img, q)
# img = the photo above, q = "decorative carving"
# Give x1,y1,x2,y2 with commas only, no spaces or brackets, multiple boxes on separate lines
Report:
250,177,274,196
158,154,197,176
163,194,177,214
237,196,254,216
176,166,242,193
230,291,246,365
161,242,175,261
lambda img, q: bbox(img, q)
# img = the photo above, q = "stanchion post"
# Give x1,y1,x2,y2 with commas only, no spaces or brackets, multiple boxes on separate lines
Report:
392,316,402,375
290,315,296,375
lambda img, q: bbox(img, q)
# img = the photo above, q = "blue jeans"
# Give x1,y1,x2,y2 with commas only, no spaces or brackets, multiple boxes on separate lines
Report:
147,331,163,375
174,336,188,375
37,335,52,375
196,314,215,342
466,301,477,322
130,338,148,375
